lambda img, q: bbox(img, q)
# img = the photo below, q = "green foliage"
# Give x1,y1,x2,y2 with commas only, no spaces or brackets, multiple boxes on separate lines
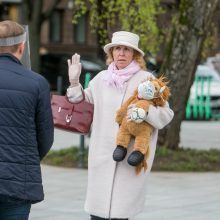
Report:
72,0,163,54
72,0,87,24
178,0,193,25
201,22,219,59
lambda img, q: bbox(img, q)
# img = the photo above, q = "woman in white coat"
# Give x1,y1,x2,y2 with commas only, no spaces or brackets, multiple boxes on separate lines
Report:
67,31,174,220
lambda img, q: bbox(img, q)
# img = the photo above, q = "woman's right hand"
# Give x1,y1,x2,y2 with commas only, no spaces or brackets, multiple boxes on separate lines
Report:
67,53,82,86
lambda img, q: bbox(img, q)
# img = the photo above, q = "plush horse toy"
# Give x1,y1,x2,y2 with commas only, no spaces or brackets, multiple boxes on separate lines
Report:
113,76,171,174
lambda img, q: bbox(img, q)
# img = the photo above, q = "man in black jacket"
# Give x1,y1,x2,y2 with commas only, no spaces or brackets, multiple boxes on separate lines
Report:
0,20,54,220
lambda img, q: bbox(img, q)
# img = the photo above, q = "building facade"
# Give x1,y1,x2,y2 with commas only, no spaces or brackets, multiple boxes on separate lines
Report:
1,0,220,77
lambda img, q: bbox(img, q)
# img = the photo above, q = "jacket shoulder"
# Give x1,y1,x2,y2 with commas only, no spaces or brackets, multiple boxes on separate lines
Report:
17,66,50,92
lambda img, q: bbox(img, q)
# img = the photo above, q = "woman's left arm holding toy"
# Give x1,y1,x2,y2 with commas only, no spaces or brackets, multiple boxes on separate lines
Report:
127,101,173,128
127,77,174,128
145,103,174,129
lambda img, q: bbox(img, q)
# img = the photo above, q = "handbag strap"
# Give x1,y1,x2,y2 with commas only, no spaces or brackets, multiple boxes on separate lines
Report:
65,87,86,104
64,88,86,124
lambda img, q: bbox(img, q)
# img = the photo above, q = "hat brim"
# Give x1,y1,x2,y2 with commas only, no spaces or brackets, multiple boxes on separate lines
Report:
103,41,145,56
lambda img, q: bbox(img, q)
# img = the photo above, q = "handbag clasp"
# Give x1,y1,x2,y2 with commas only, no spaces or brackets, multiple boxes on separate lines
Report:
66,115,72,123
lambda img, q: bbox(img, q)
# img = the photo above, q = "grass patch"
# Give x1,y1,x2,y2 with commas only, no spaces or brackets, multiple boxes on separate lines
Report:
42,146,220,171
42,147,88,168
152,147,220,171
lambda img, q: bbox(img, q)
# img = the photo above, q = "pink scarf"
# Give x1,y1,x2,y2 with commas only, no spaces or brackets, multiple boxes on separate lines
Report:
104,61,141,90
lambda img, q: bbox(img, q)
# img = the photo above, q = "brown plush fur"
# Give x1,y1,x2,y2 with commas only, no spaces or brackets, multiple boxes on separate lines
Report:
115,76,170,174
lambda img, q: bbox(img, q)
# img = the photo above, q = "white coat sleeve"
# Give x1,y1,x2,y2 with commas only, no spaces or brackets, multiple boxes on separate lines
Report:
145,102,174,129
66,84,94,104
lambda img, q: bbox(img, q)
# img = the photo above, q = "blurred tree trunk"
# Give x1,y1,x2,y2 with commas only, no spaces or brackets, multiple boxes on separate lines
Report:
96,0,107,58
21,0,61,72
158,0,219,149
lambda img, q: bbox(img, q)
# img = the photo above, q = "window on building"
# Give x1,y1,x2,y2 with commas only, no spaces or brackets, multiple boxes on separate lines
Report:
0,3,10,20
74,14,87,44
49,10,62,43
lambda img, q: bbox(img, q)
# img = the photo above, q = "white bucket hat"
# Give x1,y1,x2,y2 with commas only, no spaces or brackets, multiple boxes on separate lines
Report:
103,31,144,56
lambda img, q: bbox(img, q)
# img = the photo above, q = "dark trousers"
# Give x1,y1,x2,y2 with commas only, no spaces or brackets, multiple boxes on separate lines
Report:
91,215,128,220
0,199,31,220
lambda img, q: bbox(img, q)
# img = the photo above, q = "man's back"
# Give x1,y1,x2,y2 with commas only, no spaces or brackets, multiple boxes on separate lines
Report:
0,19,54,220
0,53,54,202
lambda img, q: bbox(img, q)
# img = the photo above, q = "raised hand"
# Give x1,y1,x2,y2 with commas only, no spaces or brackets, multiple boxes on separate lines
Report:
67,53,82,86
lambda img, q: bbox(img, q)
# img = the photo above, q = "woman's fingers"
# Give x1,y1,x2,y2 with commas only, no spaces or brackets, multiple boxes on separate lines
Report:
75,53,80,64
71,53,80,64
72,54,75,64
67,59,71,67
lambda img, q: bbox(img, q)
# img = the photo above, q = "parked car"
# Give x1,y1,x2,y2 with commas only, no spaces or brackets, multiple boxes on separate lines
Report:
204,56,220,75
187,65,220,120
40,54,106,94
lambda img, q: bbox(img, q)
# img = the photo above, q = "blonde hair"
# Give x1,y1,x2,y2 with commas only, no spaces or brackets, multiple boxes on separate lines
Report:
0,20,25,53
106,47,146,70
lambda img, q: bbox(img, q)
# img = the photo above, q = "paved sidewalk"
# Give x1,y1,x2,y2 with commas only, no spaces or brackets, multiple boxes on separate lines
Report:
179,121,220,149
30,165,220,220
29,121,220,219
